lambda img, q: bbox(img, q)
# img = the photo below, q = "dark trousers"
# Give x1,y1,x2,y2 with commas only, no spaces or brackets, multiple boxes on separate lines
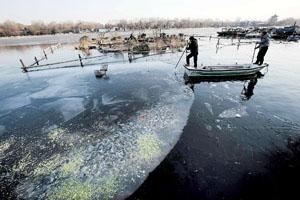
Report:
255,47,268,65
187,53,198,67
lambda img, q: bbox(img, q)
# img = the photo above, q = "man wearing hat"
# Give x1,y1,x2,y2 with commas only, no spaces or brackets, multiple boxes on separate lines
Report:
185,36,198,68
254,31,270,65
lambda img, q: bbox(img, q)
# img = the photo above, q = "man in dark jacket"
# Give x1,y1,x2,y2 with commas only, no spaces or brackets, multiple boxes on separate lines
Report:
185,36,198,68
254,31,270,65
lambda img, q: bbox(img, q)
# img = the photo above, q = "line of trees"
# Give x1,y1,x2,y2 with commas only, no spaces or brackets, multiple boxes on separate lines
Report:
0,21,104,37
1,16,299,37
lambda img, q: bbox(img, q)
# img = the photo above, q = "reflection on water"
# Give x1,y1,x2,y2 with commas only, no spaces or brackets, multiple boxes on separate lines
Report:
184,73,263,102
0,44,47,52
241,77,258,100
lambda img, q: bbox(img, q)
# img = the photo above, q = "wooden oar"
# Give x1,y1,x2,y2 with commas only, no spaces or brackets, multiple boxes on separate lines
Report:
175,46,187,69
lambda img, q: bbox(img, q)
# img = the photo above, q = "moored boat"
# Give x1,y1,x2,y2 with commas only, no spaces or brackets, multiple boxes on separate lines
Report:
94,64,108,78
217,28,248,38
184,63,268,78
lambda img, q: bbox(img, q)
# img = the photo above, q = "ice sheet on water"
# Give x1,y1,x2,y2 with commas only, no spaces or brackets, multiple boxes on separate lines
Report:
18,89,193,199
43,98,85,122
0,93,31,112
102,94,127,106
29,73,89,99
0,61,194,200
219,106,248,119
204,102,214,115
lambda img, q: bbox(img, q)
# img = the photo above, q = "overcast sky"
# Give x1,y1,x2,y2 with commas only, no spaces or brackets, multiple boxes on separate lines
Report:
0,0,299,24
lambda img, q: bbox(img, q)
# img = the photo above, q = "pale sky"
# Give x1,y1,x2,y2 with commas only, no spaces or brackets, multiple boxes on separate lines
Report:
0,0,300,24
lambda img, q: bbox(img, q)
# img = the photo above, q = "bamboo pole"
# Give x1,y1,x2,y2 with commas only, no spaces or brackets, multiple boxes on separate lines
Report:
175,47,187,69
43,50,48,59
34,57,39,65
78,54,83,67
25,55,106,69
20,59,28,72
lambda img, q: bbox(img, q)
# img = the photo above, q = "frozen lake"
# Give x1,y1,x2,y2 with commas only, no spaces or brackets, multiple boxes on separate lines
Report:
1,28,300,199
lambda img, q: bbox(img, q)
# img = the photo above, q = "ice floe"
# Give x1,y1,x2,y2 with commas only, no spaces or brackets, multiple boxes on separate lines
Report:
219,106,248,119
0,61,195,200
43,98,85,122
204,102,214,115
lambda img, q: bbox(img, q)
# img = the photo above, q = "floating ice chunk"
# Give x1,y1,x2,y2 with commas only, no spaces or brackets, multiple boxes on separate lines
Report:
44,98,85,122
204,102,214,115
102,94,126,106
16,88,194,200
30,74,88,99
205,124,213,131
92,99,99,111
10,62,195,200
219,106,248,119
0,93,31,111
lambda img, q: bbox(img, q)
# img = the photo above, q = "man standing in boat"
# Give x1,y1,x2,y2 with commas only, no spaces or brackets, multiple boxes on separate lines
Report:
185,36,198,68
254,31,270,65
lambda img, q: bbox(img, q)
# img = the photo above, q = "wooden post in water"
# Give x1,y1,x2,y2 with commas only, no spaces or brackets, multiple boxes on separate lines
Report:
216,38,220,48
20,59,28,72
237,38,241,50
216,38,221,54
78,54,83,67
50,46,54,54
43,50,48,60
34,57,39,65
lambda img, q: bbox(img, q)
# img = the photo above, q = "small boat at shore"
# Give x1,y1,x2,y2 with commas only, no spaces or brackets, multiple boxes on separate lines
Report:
94,64,108,78
217,28,248,38
184,63,268,78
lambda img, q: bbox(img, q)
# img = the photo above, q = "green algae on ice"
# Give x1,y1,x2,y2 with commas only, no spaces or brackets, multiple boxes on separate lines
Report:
137,134,161,161
61,153,84,176
12,153,32,175
47,178,93,200
47,176,120,200
48,128,68,142
33,154,63,177
97,175,121,200
0,137,15,155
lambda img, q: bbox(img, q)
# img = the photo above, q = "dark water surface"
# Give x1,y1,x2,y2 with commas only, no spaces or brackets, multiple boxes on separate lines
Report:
1,29,300,199
128,36,300,199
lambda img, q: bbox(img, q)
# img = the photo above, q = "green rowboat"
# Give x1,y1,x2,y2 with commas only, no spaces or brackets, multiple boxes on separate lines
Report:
184,63,268,78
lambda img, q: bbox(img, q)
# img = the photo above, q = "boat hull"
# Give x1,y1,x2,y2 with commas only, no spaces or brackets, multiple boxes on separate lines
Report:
184,64,268,78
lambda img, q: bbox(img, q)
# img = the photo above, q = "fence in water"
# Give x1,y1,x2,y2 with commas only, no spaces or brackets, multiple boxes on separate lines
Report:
18,37,258,73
